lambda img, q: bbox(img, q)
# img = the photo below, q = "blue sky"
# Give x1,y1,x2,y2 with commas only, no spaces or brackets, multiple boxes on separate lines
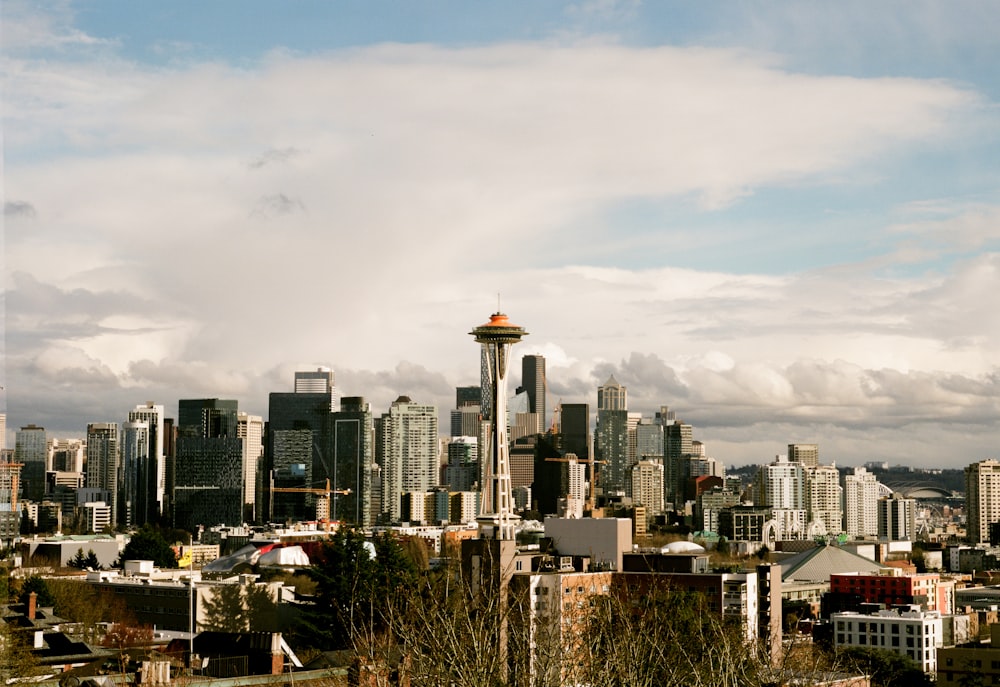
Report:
4,1,1000,467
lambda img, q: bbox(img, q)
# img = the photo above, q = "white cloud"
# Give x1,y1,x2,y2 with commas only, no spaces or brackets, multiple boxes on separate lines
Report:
4,21,1000,468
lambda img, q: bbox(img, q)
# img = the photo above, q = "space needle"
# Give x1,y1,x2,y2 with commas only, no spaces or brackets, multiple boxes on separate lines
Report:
471,310,527,541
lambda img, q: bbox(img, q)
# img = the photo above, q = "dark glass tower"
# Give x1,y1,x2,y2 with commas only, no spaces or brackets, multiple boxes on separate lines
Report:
521,355,546,432
330,397,373,526
173,399,242,530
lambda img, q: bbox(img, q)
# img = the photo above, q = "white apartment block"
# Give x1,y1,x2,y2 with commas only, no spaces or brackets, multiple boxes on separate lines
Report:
965,459,1000,544
754,456,804,510
844,467,881,539
805,464,843,536
631,460,664,516
832,608,942,674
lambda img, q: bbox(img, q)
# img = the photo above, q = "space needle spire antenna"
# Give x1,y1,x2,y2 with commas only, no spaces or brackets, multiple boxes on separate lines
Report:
471,308,527,541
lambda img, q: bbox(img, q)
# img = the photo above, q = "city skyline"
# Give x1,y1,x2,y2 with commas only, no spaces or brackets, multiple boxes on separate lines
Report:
4,2,1000,468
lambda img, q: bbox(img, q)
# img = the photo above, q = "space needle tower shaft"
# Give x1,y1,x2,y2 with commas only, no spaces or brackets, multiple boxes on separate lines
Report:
471,311,527,541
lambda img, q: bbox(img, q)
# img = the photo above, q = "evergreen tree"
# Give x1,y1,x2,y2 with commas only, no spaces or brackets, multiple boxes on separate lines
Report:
68,547,87,569
115,525,178,568
84,549,101,569
17,575,56,608
300,527,418,650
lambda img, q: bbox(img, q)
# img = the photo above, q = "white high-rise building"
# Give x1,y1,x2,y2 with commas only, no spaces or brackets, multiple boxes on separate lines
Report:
843,466,881,539
238,412,264,519
965,459,1000,544
378,396,438,523
805,464,843,536
631,460,664,515
86,423,120,527
128,403,165,515
754,456,804,509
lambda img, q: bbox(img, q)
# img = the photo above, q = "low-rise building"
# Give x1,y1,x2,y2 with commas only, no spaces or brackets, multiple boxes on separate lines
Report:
832,607,943,673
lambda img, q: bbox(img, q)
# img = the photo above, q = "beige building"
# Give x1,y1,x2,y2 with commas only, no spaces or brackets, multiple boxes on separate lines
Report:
965,459,1000,544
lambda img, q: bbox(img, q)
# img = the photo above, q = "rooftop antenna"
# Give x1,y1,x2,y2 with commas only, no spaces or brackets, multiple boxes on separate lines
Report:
497,292,501,312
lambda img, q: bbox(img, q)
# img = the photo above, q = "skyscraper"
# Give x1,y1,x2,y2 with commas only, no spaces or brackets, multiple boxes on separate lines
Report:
0,461,21,546
843,467,880,539
595,376,629,495
558,403,590,460
631,460,664,515
804,464,843,536
663,421,693,507
966,459,1000,544
128,403,166,516
266,371,337,521
15,425,47,502
330,396,374,526
174,399,242,530
521,354,546,433
377,396,438,523
119,420,151,528
86,423,119,526
294,367,341,411
237,412,264,522
788,444,819,468
878,493,917,541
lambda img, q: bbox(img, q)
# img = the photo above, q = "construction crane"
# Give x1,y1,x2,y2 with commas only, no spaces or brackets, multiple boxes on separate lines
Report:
270,478,351,529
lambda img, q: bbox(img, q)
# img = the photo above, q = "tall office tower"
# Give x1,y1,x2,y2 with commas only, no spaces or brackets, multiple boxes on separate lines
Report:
163,418,176,517
663,421,693,507
0,414,6,450
49,439,84,473
631,460,665,515
456,386,481,408
843,466,880,540
558,404,590,460
510,391,541,444
788,444,819,468
377,396,438,523
521,354,546,433
266,372,337,521
86,423,120,527
655,405,676,425
128,403,165,515
635,419,664,462
451,405,482,438
174,399,242,530
330,397,374,526
445,436,479,492
237,412,264,522
119,421,152,528
15,425,47,501
804,464,843,536
595,376,629,495
471,311,527,540
0,461,21,546
597,376,627,410
965,459,1000,544
878,493,917,541
452,385,483,437
294,367,341,411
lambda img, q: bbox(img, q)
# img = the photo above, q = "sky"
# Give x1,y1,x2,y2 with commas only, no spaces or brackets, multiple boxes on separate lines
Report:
3,1,1000,468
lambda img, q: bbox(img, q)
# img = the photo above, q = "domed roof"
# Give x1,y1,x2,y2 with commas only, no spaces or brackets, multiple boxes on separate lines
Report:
661,541,706,554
